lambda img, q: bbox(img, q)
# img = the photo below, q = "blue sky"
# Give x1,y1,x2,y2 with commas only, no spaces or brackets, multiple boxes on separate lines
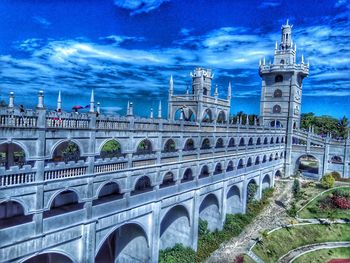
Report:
0,0,349,118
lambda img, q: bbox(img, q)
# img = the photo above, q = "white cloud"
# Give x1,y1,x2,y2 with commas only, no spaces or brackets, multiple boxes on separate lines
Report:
114,0,169,15
32,16,51,27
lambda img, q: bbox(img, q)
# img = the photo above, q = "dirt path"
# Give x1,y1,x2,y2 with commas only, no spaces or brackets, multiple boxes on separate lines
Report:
206,179,294,263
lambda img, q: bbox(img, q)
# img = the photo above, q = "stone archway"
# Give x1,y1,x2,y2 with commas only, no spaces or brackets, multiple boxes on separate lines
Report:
159,205,191,250
199,194,221,231
226,185,242,214
23,252,73,263
95,223,149,263
262,174,271,190
296,154,319,178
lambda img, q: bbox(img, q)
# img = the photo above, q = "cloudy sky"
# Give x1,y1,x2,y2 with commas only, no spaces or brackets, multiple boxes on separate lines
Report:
0,0,349,117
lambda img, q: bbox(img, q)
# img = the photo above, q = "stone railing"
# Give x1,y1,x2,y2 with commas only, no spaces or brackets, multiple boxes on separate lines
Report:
46,112,90,129
94,161,127,174
0,165,36,187
44,161,88,181
0,108,38,128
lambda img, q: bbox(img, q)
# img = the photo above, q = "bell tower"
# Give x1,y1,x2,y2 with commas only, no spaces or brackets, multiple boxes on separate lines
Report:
259,20,309,130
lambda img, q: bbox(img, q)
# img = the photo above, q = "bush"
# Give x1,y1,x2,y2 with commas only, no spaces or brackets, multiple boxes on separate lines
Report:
287,202,297,217
233,254,244,263
331,171,342,180
159,243,196,263
321,174,335,189
292,179,301,198
198,218,209,236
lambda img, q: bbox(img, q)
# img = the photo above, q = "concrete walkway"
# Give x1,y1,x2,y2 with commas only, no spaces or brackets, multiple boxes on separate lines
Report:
279,241,350,263
205,180,294,263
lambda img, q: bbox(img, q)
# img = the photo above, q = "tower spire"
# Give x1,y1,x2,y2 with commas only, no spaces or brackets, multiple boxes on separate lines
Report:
158,100,162,119
169,75,173,96
90,89,94,113
57,90,61,111
227,81,232,101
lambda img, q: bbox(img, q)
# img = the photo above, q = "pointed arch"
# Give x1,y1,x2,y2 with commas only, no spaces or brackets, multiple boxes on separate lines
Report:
199,165,210,178
99,139,122,159
214,163,223,175
226,161,234,172
164,139,177,153
136,139,153,155
160,172,175,188
181,168,194,183
131,176,153,195
93,182,123,205
183,138,195,151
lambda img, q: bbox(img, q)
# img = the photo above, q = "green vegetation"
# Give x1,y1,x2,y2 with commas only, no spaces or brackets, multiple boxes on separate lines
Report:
301,112,348,138
159,244,196,263
293,247,350,263
159,188,274,263
253,223,350,263
243,254,255,263
298,187,350,219
321,174,335,189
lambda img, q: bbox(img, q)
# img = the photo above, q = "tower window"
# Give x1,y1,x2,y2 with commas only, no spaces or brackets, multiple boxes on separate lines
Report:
273,105,281,113
280,59,285,64
274,89,282,98
203,88,208,95
275,75,283,82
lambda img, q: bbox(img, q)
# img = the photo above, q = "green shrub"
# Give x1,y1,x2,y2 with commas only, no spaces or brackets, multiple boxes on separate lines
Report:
321,174,335,189
159,243,196,263
292,179,301,198
198,218,209,236
287,202,297,217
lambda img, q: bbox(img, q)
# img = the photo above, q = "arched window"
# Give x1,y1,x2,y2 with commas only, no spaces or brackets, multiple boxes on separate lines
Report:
264,137,268,145
160,172,175,188
273,105,281,113
164,139,176,153
246,158,252,167
281,137,285,143
255,156,260,165
52,141,81,163
239,138,245,146
226,161,234,172
132,176,152,195
256,138,261,145
199,165,210,178
100,140,122,159
93,182,122,205
44,190,83,218
202,109,212,123
0,143,27,169
136,139,153,155
280,152,284,159
183,138,195,151
263,155,267,163
0,201,32,229
275,75,283,82
237,159,244,169
276,137,280,144
215,138,224,148
228,138,235,147
280,59,285,64
269,154,273,161
217,111,226,124
270,137,274,144
201,138,211,149
274,89,282,98
248,138,253,146
181,168,193,183
275,153,279,160
203,88,208,95
331,156,343,164
214,163,223,175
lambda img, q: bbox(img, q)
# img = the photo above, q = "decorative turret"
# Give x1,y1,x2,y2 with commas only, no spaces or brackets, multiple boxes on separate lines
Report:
150,107,154,119
90,90,94,113
96,102,100,114
37,91,44,108
214,85,218,99
190,68,213,97
8,92,14,108
127,101,133,116
169,75,173,96
158,100,162,119
280,19,292,50
57,91,62,111
227,81,232,102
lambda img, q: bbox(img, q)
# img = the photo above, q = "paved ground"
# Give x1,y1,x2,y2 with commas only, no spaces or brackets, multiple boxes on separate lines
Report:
206,179,294,263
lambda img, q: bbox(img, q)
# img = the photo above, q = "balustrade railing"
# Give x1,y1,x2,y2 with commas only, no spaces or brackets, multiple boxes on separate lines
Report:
94,162,127,174
44,166,87,181
0,170,36,187
0,115,37,128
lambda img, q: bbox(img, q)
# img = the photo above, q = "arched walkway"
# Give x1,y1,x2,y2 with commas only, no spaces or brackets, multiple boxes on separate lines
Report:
296,154,319,178
0,142,27,169
226,185,242,214
159,205,191,250
262,174,271,190
199,194,221,232
246,179,258,203
23,252,73,263
0,200,32,229
95,223,149,263
44,190,83,218
100,140,122,159
93,182,123,206
52,141,82,163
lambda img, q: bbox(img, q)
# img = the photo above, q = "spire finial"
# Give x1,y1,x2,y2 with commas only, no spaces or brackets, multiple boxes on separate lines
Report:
301,54,304,64
214,84,218,98
275,41,278,50
90,89,94,113
286,19,289,26
96,102,100,114
158,100,162,118
227,81,232,100
9,92,14,108
37,90,44,108
150,107,154,119
57,90,62,111
169,75,173,95
263,57,266,65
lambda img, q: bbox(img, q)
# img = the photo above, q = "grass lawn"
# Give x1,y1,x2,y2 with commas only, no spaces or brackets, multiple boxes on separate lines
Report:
243,254,255,263
294,247,350,263
252,223,350,263
298,187,350,219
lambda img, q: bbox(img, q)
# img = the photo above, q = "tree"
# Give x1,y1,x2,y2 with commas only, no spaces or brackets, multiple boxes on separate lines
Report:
292,179,301,198
321,173,335,189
